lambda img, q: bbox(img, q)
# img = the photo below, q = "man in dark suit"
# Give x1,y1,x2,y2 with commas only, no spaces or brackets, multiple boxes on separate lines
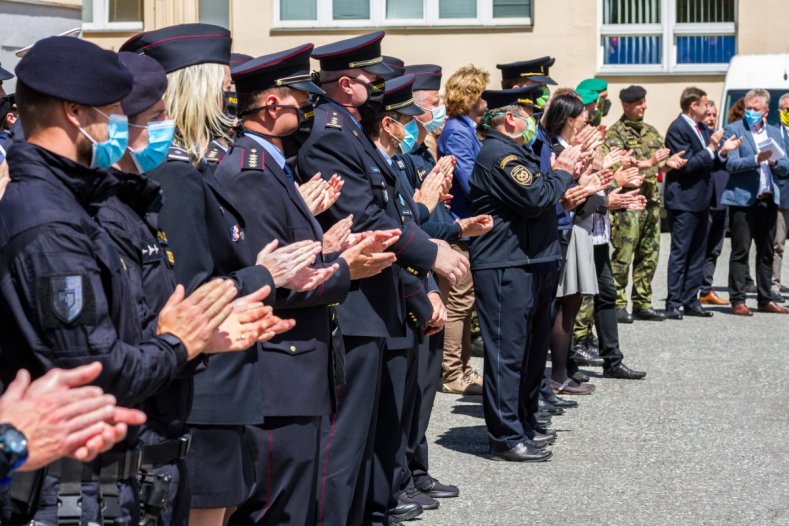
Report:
699,100,732,306
722,89,789,315
771,93,789,300
664,87,741,319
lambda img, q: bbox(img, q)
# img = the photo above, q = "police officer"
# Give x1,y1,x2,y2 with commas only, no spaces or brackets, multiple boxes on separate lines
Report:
119,24,334,524
606,85,671,322
204,53,253,166
0,35,249,526
213,43,397,526
470,86,579,462
298,32,469,526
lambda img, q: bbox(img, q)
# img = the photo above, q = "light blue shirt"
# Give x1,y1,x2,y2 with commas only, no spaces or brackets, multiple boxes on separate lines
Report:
750,124,774,196
245,130,286,170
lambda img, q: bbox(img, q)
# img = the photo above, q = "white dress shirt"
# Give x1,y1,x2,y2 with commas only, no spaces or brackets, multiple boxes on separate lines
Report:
750,124,773,197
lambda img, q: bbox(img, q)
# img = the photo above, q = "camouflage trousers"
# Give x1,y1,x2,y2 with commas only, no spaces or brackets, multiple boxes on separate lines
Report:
573,294,595,341
609,204,661,310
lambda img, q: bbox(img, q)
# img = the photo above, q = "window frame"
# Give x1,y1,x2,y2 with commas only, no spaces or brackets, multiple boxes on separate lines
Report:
273,0,533,29
82,0,143,32
597,0,737,75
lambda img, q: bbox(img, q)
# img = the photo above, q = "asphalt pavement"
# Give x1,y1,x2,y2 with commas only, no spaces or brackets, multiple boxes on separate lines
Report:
420,234,789,526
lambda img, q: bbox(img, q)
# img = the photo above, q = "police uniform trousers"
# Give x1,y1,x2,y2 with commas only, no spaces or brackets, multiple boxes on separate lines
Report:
228,417,320,526
666,209,709,310
474,265,559,449
366,340,418,526
592,244,625,369
316,337,385,526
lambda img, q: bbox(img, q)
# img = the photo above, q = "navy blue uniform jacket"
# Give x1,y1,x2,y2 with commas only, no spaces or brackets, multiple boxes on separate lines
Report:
214,132,351,417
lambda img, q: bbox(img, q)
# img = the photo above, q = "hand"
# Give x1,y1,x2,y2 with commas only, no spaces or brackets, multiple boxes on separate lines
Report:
608,187,642,210
157,280,238,360
431,240,470,285
339,236,397,280
414,168,444,214
627,194,648,211
614,166,642,188
560,186,587,210
603,148,626,170
0,364,147,471
571,125,597,147
720,135,742,155
315,174,343,216
424,293,447,336
554,145,583,178
346,229,401,254
651,147,670,166
709,129,724,150
205,286,292,351
757,150,773,163
456,215,493,237
665,150,688,170
323,215,353,254
255,239,322,288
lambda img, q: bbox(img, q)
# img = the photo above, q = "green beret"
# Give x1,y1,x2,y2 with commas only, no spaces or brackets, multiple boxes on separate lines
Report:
576,78,608,93
576,88,600,106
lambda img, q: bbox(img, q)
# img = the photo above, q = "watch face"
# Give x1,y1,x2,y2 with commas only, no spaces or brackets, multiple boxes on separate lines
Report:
5,429,28,456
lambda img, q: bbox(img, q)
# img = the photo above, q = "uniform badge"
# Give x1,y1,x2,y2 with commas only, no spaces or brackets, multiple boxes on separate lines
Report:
248,148,259,168
142,238,162,263
325,111,343,129
166,250,176,265
417,169,427,183
50,275,84,324
230,224,242,242
396,159,406,170
157,230,168,244
499,155,518,169
510,165,533,186
383,189,389,203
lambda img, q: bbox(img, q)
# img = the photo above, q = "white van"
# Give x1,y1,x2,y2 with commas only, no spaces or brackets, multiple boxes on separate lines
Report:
719,53,789,128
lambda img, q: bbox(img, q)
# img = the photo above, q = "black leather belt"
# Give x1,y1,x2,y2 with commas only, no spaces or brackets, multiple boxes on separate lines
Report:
141,433,192,468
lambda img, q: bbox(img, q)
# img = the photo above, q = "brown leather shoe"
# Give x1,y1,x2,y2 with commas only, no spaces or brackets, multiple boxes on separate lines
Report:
731,303,753,316
700,290,729,306
757,301,789,314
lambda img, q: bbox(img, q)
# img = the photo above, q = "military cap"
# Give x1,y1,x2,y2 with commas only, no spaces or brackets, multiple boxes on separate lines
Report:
230,53,253,67
576,88,600,106
0,94,16,117
312,31,393,76
620,85,647,103
496,57,556,85
383,74,423,116
15,27,81,58
231,43,324,96
0,63,13,81
381,56,405,81
15,36,132,106
118,52,168,117
576,78,608,93
120,23,231,73
405,64,442,91
482,85,543,111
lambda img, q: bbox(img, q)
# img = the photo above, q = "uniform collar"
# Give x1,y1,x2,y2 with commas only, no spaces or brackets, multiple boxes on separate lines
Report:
243,128,287,170
109,167,162,215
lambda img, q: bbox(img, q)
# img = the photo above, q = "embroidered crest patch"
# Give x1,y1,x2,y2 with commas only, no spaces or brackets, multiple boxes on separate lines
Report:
50,275,84,324
510,165,533,186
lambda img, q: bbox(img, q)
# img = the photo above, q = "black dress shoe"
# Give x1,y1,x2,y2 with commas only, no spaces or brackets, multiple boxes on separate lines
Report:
388,519,404,526
571,343,605,367
400,486,439,511
770,290,785,303
531,424,556,438
633,307,666,321
538,398,564,415
571,371,590,383
415,475,459,498
603,363,647,380
490,441,552,462
616,308,634,323
535,413,552,427
543,390,579,408
530,430,557,446
390,500,423,522
665,308,683,320
683,304,713,317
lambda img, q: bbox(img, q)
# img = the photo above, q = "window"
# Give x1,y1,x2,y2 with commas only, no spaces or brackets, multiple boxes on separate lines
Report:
82,0,143,31
199,0,229,28
598,0,736,74
274,0,533,28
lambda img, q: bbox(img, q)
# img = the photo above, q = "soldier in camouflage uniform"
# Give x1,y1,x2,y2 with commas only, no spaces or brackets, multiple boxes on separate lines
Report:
605,85,670,322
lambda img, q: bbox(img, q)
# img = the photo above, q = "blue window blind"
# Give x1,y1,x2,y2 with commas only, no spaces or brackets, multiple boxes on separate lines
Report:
387,0,423,18
493,0,531,18
439,0,476,18
676,35,734,64
604,35,662,65
281,0,317,20
334,0,370,19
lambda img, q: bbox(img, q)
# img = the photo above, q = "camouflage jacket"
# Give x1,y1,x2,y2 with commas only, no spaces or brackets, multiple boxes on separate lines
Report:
605,117,664,204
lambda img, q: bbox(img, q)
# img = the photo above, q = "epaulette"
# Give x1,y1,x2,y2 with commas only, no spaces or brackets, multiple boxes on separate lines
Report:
324,110,343,130
240,146,265,171
167,146,191,162
205,144,226,164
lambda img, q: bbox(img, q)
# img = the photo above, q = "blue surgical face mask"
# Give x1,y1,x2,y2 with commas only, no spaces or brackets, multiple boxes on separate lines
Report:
744,109,763,127
128,119,175,173
79,108,128,170
421,105,447,134
398,119,419,153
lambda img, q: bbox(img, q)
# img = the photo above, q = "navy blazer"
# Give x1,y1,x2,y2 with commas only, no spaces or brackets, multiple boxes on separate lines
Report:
721,119,789,207
664,114,723,212
776,125,789,210
214,132,351,417
298,99,438,340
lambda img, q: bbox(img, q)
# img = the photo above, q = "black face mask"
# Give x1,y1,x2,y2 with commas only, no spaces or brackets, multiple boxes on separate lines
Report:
281,103,316,159
350,78,385,124
223,91,239,119
601,97,612,117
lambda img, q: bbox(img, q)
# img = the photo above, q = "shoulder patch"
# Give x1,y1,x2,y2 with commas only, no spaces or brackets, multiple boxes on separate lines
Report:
499,155,519,169
510,164,534,186
205,145,225,164
241,147,265,171
41,274,96,328
167,146,191,162
325,111,344,129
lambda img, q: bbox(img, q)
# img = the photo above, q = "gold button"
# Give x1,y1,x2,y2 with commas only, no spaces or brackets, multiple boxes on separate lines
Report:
290,345,297,353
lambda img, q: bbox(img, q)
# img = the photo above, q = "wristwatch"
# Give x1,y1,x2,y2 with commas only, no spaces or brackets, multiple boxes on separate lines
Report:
0,423,29,483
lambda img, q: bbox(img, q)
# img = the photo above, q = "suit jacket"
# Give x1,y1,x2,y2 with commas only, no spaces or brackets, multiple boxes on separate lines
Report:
214,132,351,417
298,99,437,339
664,114,723,212
721,119,789,207
148,147,276,426
777,124,789,210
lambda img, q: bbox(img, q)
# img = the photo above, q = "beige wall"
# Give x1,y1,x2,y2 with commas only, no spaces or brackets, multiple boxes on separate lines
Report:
83,0,785,133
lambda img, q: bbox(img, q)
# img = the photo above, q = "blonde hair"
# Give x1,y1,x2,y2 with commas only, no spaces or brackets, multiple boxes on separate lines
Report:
444,65,489,117
164,62,233,164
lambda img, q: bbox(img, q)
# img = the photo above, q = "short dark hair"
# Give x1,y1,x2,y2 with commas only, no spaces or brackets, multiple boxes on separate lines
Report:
543,93,584,140
680,87,707,112
238,86,291,118
14,80,59,136
364,110,400,140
